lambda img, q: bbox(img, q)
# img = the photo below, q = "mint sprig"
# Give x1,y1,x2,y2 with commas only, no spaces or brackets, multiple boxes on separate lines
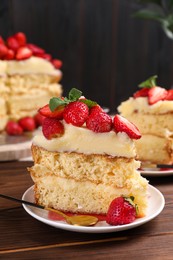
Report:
49,87,97,111
138,75,158,88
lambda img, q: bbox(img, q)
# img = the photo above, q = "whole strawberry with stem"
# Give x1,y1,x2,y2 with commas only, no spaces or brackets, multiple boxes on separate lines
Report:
106,196,137,225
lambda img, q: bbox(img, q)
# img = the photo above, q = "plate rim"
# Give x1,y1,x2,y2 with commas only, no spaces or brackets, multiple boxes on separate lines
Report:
22,184,165,233
140,168,173,177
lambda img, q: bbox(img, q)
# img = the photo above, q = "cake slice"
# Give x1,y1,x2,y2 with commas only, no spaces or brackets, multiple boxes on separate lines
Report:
0,32,62,133
118,75,173,165
28,88,148,220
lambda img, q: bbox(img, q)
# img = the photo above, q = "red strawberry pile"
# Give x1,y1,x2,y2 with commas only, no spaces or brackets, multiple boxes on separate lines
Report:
106,196,138,225
0,32,62,69
38,88,141,140
5,113,45,136
133,75,173,104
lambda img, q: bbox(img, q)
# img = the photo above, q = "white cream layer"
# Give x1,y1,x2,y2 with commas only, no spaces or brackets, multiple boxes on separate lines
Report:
118,97,173,115
0,57,61,76
33,121,136,158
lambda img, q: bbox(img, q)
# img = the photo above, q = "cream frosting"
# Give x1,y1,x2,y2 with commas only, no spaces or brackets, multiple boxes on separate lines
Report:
118,97,173,115
0,57,61,76
33,121,136,158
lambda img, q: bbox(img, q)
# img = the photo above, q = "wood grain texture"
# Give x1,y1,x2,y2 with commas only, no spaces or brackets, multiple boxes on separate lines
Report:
0,161,173,259
0,0,173,112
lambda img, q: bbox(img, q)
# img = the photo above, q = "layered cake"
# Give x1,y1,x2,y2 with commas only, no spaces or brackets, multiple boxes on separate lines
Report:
118,75,173,165
0,32,62,133
28,88,148,221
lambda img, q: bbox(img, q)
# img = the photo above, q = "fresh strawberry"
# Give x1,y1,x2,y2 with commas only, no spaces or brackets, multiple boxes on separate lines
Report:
16,46,32,60
133,88,150,98
89,105,103,115
18,117,36,131
164,89,173,100
6,36,19,51
14,32,27,46
63,101,89,127
106,196,137,225
27,43,45,55
148,86,168,105
42,118,64,139
86,111,112,133
51,59,62,69
39,104,64,119
34,113,46,126
0,44,8,58
35,53,52,61
6,121,23,135
113,114,141,139
5,49,15,60
0,36,5,45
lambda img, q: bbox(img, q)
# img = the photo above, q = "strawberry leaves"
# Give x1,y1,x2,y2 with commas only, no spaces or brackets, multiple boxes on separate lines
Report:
49,88,97,111
138,75,158,88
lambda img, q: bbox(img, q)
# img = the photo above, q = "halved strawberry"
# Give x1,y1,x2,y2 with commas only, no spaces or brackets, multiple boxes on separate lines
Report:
38,104,64,119
164,89,173,100
14,32,27,46
42,118,64,139
113,114,141,139
86,111,112,133
16,46,32,60
148,86,168,105
27,43,45,55
133,88,149,98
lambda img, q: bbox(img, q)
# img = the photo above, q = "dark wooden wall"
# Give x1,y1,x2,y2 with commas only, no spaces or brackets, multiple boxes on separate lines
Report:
0,0,173,112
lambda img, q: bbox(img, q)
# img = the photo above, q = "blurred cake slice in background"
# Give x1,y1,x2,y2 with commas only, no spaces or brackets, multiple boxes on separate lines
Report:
118,75,173,165
0,32,62,135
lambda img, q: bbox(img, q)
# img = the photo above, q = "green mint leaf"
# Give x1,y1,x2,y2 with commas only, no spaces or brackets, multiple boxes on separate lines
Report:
68,88,82,101
79,99,97,108
138,75,158,88
49,97,66,111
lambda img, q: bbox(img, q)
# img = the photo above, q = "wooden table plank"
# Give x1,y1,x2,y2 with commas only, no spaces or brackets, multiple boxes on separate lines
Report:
0,161,173,259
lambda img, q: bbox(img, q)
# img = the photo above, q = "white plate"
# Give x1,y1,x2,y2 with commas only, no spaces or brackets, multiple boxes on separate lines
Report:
22,185,165,233
140,168,173,177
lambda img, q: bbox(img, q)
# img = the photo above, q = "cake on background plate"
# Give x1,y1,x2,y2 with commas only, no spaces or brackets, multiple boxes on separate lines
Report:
28,88,148,225
118,75,173,165
0,32,62,134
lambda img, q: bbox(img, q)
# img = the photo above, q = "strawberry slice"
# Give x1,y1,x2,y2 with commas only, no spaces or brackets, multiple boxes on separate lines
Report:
113,114,141,139
133,88,149,98
14,32,27,46
164,89,173,100
39,104,64,119
148,86,168,105
16,46,32,60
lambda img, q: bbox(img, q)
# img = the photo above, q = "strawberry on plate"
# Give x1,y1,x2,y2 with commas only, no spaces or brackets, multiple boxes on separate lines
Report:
106,196,137,225
113,114,141,139
18,117,36,131
6,121,23,135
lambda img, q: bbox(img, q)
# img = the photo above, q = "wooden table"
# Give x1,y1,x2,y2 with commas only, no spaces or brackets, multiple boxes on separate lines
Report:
0,161,173,259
